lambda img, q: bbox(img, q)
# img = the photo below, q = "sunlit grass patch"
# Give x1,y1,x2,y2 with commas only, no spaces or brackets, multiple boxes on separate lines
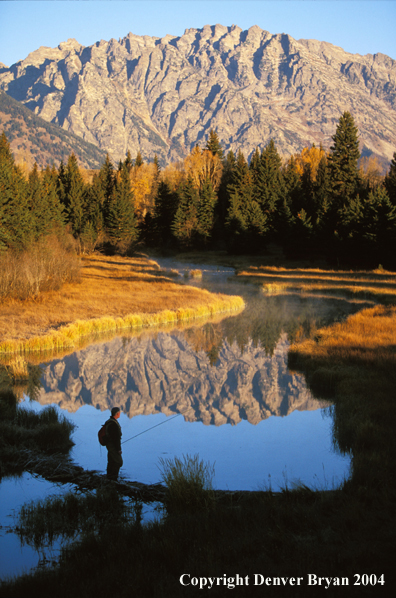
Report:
261,282,289,295
0,296,244,356
0,255,245,356
238,265,396,304
189,269,203,279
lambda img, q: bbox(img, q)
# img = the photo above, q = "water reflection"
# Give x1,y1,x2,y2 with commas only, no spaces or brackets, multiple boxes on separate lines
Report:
38,330,319,425
30,282,358,492
36,290,364,428
2,262,365,495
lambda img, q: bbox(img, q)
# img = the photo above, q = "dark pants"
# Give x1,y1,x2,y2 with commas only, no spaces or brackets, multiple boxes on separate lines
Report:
107,448,123,480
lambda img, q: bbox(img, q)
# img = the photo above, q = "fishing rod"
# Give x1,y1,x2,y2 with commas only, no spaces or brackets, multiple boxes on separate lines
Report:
121,414,180,445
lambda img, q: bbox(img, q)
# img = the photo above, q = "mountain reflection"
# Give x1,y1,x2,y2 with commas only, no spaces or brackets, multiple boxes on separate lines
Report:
38,328,323,425
36,290,366,426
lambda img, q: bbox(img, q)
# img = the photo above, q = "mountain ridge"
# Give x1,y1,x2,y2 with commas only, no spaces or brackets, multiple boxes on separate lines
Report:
0,90,107,169
1,24,395,165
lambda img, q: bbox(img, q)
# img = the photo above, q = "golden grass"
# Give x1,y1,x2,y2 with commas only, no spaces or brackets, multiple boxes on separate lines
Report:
0,254,244,356
288,303,396,496
189,269,203,279
261,282,289,295
238,265,396,303
290,304,396,370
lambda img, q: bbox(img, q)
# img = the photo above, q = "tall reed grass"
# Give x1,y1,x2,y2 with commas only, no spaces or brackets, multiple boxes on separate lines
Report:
0,399,75,461
158,454,216,513
0,295,244,356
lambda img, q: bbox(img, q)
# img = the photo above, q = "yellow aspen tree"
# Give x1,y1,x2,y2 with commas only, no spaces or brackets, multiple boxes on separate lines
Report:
184,145,223,191
161,161,186,192
130,162,158,220
295,145,327,182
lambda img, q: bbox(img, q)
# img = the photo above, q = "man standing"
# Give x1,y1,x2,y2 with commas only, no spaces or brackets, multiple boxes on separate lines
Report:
105,406,123,481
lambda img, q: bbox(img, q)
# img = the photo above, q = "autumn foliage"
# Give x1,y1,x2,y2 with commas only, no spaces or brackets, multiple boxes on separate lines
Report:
1,118,396,269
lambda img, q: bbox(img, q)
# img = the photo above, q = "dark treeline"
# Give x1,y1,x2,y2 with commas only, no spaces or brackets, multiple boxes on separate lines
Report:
1,111,396,271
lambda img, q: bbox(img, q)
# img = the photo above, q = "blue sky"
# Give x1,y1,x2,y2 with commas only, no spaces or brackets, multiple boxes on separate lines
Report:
0,1,395,67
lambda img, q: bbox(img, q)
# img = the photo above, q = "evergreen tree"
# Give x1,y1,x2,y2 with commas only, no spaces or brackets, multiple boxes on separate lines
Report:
205,129,224,159
83,171,106,251
225,151,267,253
134,151,143,168
196,178,217,246
106,163,138,252
359,186,396,268
148,154,161,211
300,161,315,215
318,112,361,258
26,163,42,238
328,111,360,206
212,150,235,243
288,208,314,258
313,155,332,227
59,153,87,236
152,181,179,244
99,154,115,213
252,139,285,235
124,150,134,173
153,154,160,171
28,164,64,240
384,151,396,206
172,177,200,248
282,155,301,214
0,132,31,251
42,165,65,229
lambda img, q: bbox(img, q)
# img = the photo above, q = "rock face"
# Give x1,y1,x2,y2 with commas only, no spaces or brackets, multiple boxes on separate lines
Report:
38,331,322,426
1,24,395,165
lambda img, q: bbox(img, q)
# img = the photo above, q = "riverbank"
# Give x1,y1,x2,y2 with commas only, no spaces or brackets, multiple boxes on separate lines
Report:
0,253,244,356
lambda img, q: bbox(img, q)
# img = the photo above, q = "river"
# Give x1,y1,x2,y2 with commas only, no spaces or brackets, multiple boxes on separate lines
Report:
0,258,367,580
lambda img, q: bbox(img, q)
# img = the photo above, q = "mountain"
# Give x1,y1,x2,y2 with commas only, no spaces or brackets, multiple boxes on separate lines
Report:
0,90,107,169
38,331,321,426
1,25,395,165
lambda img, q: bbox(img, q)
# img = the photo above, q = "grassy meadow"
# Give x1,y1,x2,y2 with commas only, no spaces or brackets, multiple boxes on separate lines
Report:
1,256,396,596
0,253,244,356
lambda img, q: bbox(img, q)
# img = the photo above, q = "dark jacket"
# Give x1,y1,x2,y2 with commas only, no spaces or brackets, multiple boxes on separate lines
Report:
105,416,122,452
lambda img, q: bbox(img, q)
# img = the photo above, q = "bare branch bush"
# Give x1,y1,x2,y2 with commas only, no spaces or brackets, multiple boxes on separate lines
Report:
0,234,80,301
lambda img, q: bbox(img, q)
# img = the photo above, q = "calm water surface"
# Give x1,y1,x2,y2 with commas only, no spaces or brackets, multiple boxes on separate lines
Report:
1,259,367,580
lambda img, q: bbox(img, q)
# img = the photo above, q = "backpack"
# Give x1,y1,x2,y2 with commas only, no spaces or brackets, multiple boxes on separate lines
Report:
98,422,108,446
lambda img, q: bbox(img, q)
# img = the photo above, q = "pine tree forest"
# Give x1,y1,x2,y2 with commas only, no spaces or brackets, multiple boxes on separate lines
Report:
1,112,396,278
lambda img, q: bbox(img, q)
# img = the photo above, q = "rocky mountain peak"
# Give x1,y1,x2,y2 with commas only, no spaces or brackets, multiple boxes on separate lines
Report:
0,24,395,165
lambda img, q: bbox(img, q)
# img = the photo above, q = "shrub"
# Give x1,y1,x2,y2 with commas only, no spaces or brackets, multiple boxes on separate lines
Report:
158,453,215,513
0,233,80,301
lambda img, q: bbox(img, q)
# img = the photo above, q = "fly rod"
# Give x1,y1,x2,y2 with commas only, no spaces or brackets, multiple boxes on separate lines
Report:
121,414,180,445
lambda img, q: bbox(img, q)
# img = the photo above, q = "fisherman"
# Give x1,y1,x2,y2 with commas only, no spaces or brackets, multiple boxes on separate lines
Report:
105,406,123,481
